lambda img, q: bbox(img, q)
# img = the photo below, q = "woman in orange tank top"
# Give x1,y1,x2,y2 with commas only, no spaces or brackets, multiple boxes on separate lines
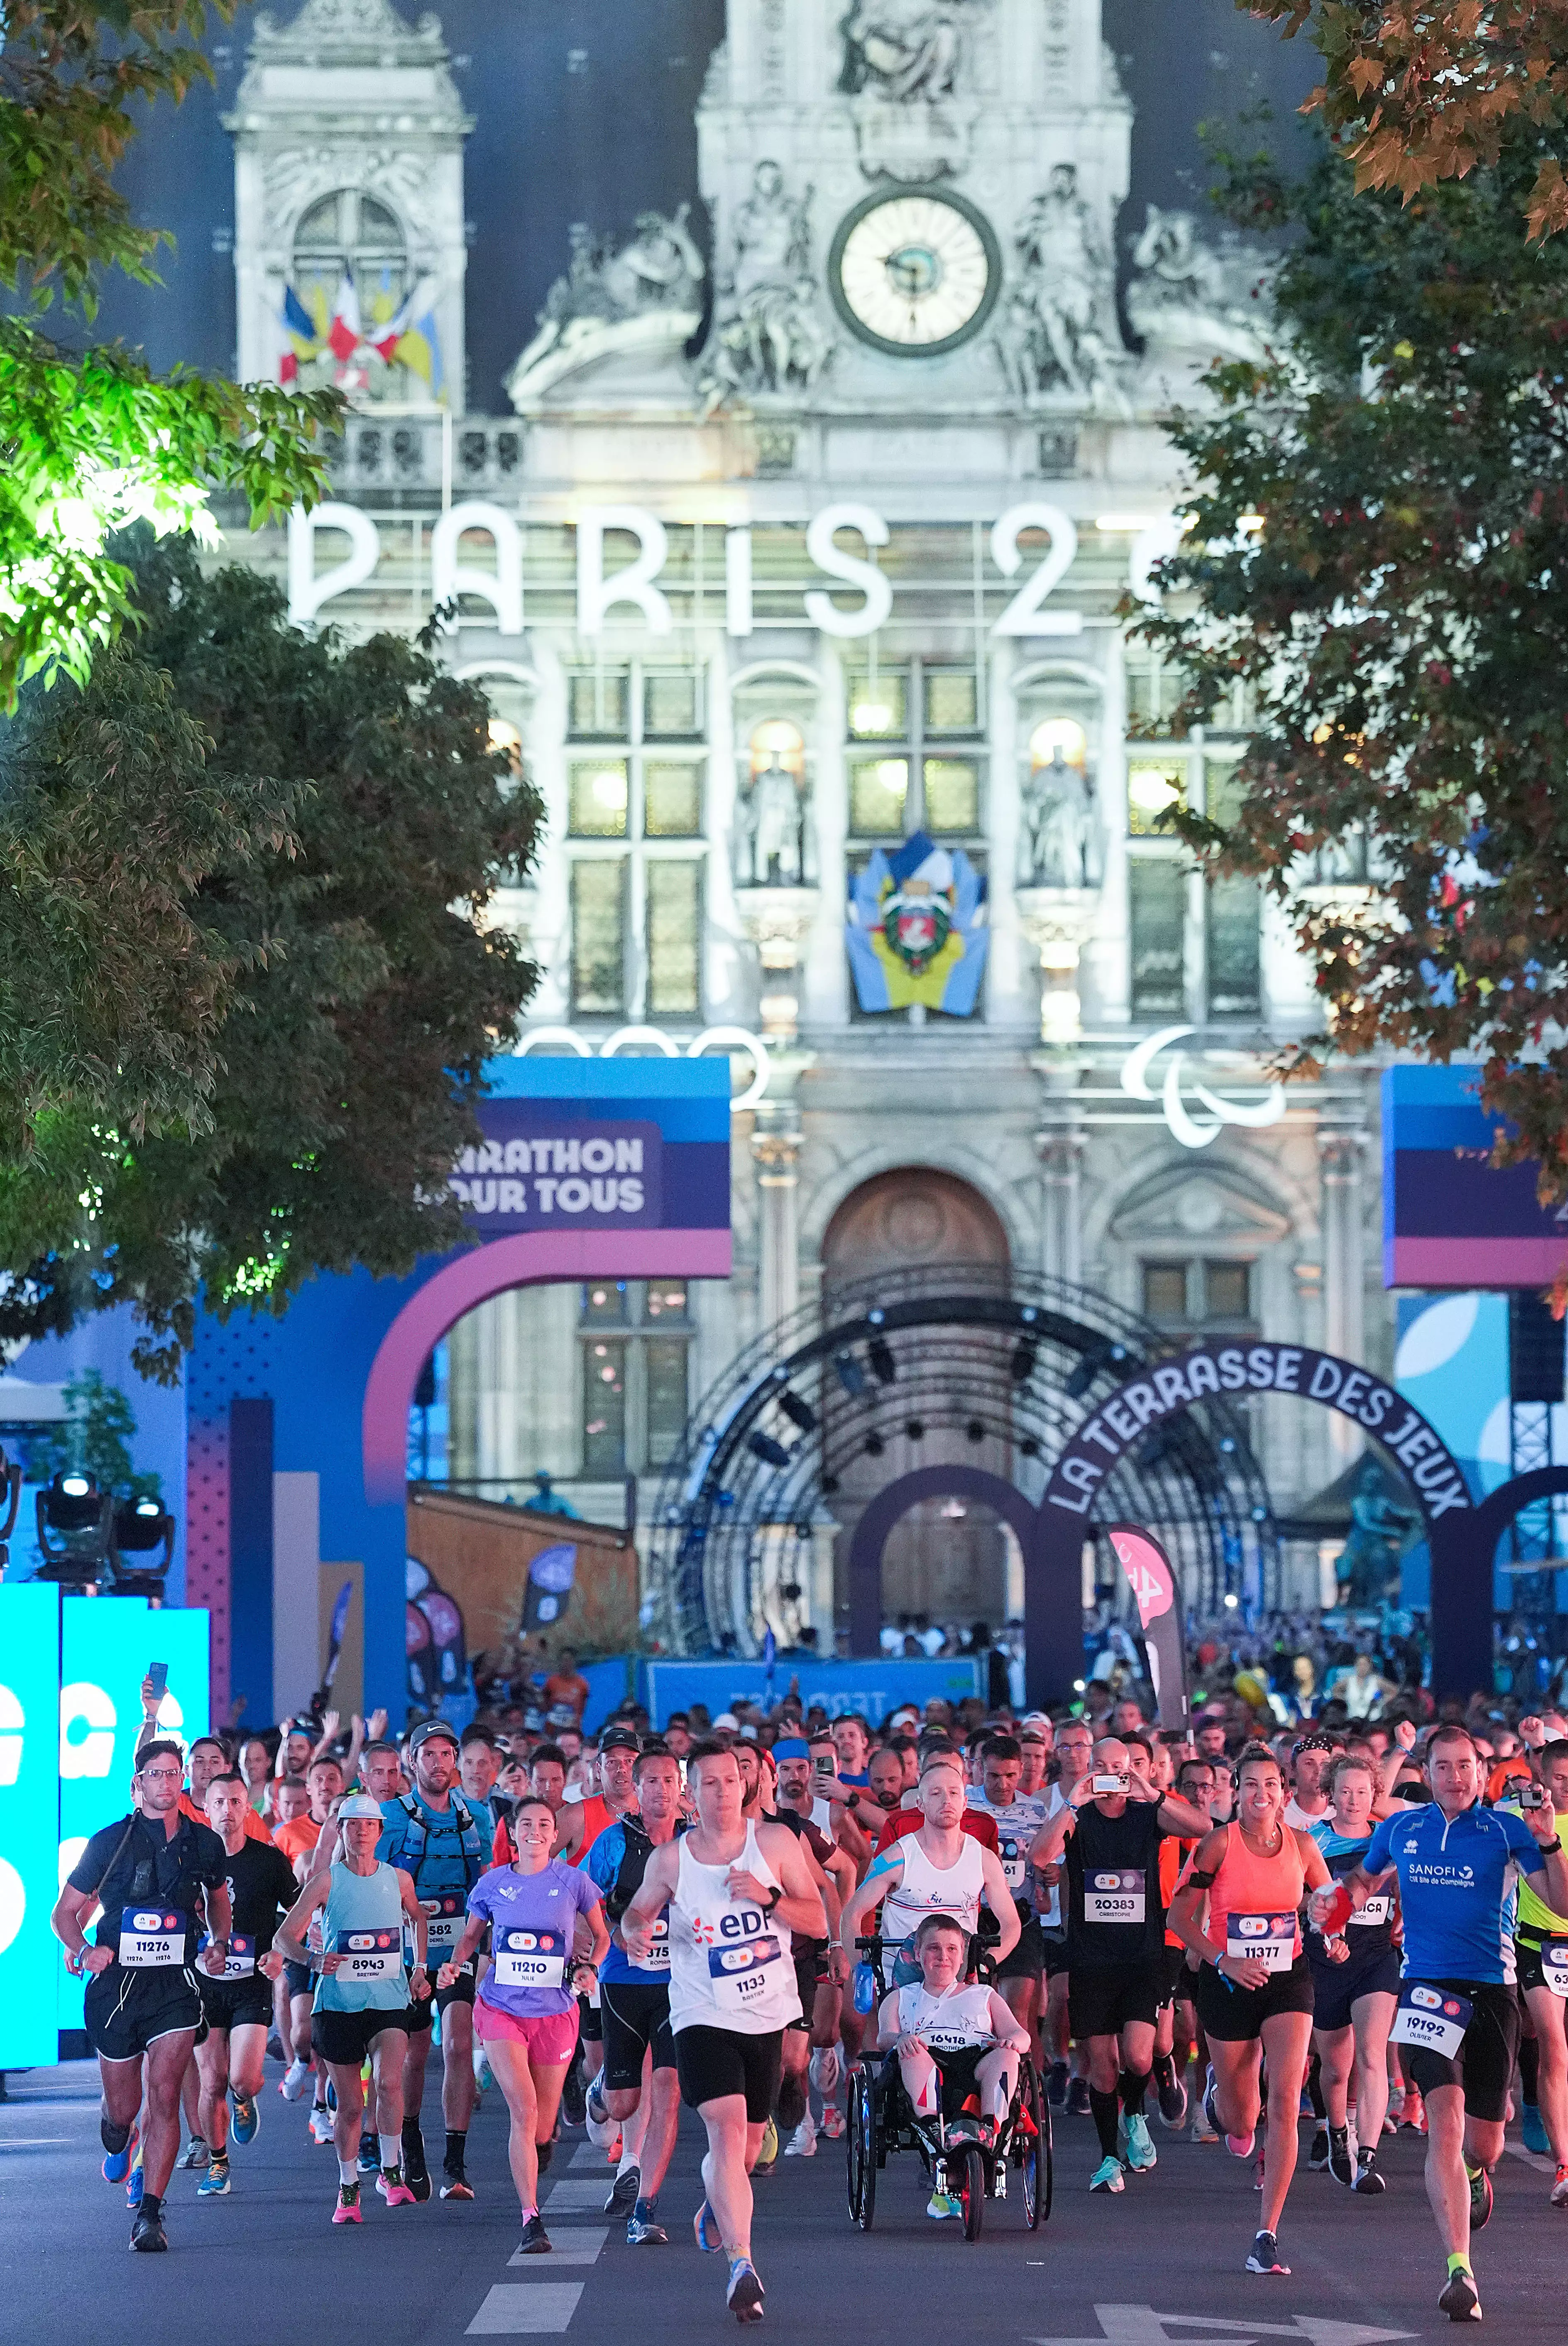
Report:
1168,1742,1336,2278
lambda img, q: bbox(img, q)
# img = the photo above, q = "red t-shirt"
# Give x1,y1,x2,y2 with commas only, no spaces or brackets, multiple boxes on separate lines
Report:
873,1805,999,1856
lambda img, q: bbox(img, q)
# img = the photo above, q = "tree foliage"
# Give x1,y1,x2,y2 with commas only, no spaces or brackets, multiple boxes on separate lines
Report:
1251,0,1568,238
25,1368,161,1500
1136,123,1568,1196
0,538,543,1376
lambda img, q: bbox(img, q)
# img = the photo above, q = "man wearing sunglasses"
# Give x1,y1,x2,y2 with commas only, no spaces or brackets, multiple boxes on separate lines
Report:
51,1738,233,2253
1284,1734,1340,1833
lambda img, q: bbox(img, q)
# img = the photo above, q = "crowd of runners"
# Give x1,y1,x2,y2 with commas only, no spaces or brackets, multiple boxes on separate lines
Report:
49,1670,1568,2324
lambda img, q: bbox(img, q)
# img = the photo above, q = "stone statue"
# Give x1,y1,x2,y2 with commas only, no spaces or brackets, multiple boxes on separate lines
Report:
1337,1459,1420,1610
696,162,831,414
506,206,705,405
1020,747,1100,890
1125,204,1267,363
837,3,963,101
734,753,814,887
998,164,1126,411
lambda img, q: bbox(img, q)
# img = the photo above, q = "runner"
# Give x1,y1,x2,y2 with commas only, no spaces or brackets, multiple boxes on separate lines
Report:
1164,1753,1218,2137
273,1754,345,2133
1305,1750,1401,2194
1330,1723,1568,2320
441,1793,608,2252
874,1911,1031,2218
621,1740,827,2324
1284,1733,1336,1832
841,1749,1019,1986
561,1723,642,2126
376,1717,489,2201
1041,1717,1094,2114
966,1734,1051,2055
1508,1736,1568,2205
193,1773,299,2199
50,1739,232,2251
276,1793,431,2226
582,1741,685,2240
1169,1740,1336,2278
1028,1735,1208,2195
770,1738,854,2158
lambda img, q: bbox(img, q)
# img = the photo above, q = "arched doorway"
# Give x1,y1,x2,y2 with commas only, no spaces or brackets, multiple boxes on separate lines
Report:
822,1169,1012,1632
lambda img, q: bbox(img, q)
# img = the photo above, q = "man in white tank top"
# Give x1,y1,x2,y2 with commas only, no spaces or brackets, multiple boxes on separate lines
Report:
839,1752,1020,1986
622,1741,826,2324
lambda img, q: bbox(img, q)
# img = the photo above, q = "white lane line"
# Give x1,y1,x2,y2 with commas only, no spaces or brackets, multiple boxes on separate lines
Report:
507,2227,607,2268
569,2141,609,2170
0,2138,70,2149
540,2178,616,2212
465,2284,584,2334
1505,2141,1555,2174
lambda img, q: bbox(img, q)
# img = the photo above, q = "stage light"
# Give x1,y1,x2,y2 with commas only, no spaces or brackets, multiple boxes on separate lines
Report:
864,1432,885,1458
778,1388,817,1433
748,1431,791,1469
834,1351,867,1397
905,1418,925,1441
1223,1591,1240,1609
108,1495,175,1595
1020,1436,1040,1460
1011,1338,1038,1384
965,1419,985,1444
35,1470,113,1589
867,1334,896,1384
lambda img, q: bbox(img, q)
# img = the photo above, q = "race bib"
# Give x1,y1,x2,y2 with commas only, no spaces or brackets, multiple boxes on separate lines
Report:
420,1893,466,1955
220,1932,256,1979
493,1926,566,1991
1540,1944,1568,2001
1391,1981,1472,2058
1226,1911,1296,1972
333,1926,403,1984
1084,1868,1145,1925
1349,1895,1391,1927
998,1834,1028,1894
708,1933,784,2012
119,1907,188,1969
639,1915,670,1971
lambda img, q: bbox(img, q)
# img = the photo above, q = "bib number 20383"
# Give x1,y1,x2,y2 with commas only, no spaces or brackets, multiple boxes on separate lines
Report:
334,1927,403,1982
1390,1983,1473,2059
1226,1912,1295,1973
119,1908,189,1968
494,1927,566,1991
1084,1868,1145,1924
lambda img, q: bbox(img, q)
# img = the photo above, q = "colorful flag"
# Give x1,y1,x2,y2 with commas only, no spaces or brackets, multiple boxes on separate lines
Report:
327,270,362,361
274,283,318,386
283,284,316,341
846,830,989,1015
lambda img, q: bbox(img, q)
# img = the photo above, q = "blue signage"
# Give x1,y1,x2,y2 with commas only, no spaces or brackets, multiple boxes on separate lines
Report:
640,1655,983,1729
452,1110,663,1233
0,1586,64,2065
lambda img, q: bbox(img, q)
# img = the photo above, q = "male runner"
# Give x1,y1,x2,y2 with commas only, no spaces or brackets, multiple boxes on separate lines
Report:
583,1741,685,2240
51,1739,232,2251
1284,1734,1336,1831
1331,1723,1568,2320
771,1738,853,2157
1042,1718,1094,2113
1508,1738,1568,2203
1030,1735,1207,2192
377,1716,487,2200
193,1773,298,2197
273,1753,345,2127
561,1724,642,2122
278,1793,430,2224
841,1750,1019,1986
622,1741,826,2322
966,1734,1051,2051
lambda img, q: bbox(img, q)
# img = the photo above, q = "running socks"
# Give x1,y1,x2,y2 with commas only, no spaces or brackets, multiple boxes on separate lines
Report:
1089,2085,1121,2162
338,2159,357,2185
444,2130,467,2170
1119,2069,1150,2119
1151,2053,1176,2099
379,2134,401,2170
1448,2254,1474,2278
100,2116,130,2155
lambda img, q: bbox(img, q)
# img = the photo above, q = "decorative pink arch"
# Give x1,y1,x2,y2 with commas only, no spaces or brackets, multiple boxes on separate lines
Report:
362,1227,731,1505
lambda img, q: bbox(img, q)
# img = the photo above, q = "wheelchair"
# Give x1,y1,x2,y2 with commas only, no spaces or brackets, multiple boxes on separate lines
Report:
844,1935,1052,2242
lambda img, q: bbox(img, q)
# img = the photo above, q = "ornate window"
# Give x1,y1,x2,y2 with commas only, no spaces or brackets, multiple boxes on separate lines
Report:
580,1280,692,1476
291,189,426,402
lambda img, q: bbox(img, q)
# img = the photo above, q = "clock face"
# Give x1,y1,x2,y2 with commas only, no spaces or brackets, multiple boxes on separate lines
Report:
829,187,1001,358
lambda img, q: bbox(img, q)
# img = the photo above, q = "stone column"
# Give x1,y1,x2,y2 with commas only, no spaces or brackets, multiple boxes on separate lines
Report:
751,1107,802,1334
1319,1117,1367,1463
1015,886,1102,1045
734,885,819,1045
1035,1070,1086,1289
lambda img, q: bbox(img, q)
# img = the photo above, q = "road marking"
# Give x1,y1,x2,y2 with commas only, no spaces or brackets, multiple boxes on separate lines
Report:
0,2138,69,2149
507,2227,607,2267
466,2284,584,2334
569,2141,609,2170
1505,2140,1555,2174
1025,2312,1413,2346
540,2177,616,2212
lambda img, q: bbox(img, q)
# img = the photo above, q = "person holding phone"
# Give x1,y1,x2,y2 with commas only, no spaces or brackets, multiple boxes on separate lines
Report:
1028,1734,1208,2200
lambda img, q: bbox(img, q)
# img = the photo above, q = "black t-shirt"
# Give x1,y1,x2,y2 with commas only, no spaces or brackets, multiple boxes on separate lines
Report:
771,1806,831,1953
217,1835,299,1957
1064,1799,1169,1968
68,1810,226,1964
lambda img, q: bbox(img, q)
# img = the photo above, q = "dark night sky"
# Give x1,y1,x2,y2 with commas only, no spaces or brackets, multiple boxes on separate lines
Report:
91,0,1319,414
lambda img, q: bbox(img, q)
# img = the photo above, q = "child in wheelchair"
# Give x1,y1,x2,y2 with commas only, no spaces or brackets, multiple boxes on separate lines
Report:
874,1912,1032,2159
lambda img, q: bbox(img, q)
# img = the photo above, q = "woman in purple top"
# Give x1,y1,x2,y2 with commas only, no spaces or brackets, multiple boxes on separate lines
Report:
442,1795,609,2250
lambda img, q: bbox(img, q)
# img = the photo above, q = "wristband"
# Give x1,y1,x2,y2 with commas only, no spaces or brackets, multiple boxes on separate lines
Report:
1541,1836,1562,1855
760,1887,781,1917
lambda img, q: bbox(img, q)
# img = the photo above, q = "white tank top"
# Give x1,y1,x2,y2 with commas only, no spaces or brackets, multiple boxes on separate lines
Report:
880,1832,985,1957
895,1979,996,2051
811,1797,835,1839
666,1819,800,2036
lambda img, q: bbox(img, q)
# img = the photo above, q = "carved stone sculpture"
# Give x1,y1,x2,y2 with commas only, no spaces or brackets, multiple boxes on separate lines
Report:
997,164,1126,412
837,3,964,101
506,206,705,406
1019,746,1101,890
696,162,831,414
1125,205,1267,363
734,752,815,887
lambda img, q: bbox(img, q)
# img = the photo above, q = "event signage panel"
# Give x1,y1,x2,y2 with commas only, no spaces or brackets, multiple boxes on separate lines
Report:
1383,1066,1568,1289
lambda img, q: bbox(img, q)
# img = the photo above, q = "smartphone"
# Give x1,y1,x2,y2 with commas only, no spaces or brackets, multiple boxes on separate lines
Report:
147,1663,169,1701
1520,1782,1548,1811
1092,1773,1127,1795
814,1751,835,1777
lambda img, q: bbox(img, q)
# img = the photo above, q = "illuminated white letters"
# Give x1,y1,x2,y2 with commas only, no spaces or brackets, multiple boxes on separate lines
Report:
990,502,1081,637
803,504,893,639
431,502,523,636
287,502,381,627
577,506,673,635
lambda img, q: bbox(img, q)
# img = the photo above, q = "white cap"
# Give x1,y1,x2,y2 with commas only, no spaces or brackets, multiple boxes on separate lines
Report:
338,1794,384,1823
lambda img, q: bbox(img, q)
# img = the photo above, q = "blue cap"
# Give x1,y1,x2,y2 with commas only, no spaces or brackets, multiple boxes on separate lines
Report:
773,1737,810,1760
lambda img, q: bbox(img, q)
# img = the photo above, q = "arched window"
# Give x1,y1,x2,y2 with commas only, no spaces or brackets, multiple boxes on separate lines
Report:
291,189,423,402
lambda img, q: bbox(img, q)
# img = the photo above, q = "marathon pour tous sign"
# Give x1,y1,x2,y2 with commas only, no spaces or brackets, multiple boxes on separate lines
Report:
450,1107,662,1232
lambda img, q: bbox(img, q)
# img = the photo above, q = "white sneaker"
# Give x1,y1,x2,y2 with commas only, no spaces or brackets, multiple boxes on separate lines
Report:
808,2045,841,2096
784,2115,817,2158
308,2107,334,2146
280,2059,310,2103
472,2044,491,2092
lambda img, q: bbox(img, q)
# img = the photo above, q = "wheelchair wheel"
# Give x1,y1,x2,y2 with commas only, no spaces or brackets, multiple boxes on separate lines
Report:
956,2143,985,2241
847,2065,877,2231
1017,2057,1045,2231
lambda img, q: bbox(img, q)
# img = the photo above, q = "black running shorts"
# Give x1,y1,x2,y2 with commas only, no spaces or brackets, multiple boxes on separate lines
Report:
312,2004,413,2068
85,1967,203,2063
1400,1979,1520,2124
674,2024,783,2122
601,1978,677,2088
1194,1953,1314,2042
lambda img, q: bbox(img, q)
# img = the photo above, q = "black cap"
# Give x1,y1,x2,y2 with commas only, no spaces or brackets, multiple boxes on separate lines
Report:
599,1725,640,1753
407,1717,460,1756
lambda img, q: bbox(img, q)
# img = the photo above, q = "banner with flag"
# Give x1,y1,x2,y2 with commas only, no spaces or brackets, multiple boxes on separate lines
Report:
846,830,988,1015
274,283,319,386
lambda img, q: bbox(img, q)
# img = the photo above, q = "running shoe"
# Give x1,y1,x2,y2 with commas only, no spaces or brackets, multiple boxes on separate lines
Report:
605,2164,641,2217
753,2117,779,2173
695,2199,723,2252
1156,2067,1188,2128
819,2103,846,2139
129,2206,168,2253
472,2044,492,2093
926,2187,960,2218
1246,2231,1289,2275
1523,2102,1552,2156
1119,2113,1157,2172
1089,2156,1125,2194
126,2147,145,2209
333,2183,362,2226
1046,2059,1069,2110
309,2106,334,2147
784,2115,817,2158
280,2059,311,2102
1066,2076,1092,2118
1204,2069,1253,2156
176,2135,210,2172
377,2166,416,2208
1354,2148,1385,2195
1437,2264,1481,2322
560,2058,587,2128
402,2120,431,2202
1191,2109,1218,2145
230,2090,259,2147
808,2044,841,2096
101,2121,138,2186
440,2157,475,2202
1308,2125,1331,2172
627,2210,668,2246
357,2136,380,2177
1467,2162,1493,2231
1327,2126,1355,2188
585,2075,619,2148
197,2158,231,2199
726,2257,765,2323
1402,2091,1428,2135
518,2213,552,2255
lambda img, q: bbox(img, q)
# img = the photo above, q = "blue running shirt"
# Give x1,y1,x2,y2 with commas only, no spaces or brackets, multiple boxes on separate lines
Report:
1364,1801,1548,1985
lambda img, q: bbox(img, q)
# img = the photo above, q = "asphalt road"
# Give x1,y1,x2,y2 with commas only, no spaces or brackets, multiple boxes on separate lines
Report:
3,2056,1565,2343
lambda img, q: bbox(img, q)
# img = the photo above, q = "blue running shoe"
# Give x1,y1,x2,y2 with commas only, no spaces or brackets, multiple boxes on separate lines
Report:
694,2199,722,2253
1523,2102,1551,2156
126,2146,145,2211
102,2122,138,2186
230,2090,259,2148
